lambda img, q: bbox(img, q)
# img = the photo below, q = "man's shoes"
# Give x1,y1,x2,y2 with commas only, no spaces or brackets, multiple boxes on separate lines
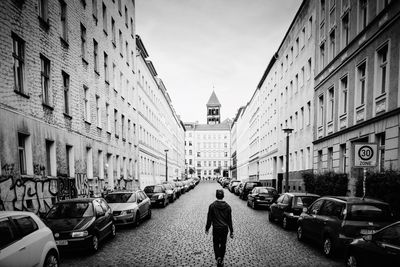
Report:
216,257,222,267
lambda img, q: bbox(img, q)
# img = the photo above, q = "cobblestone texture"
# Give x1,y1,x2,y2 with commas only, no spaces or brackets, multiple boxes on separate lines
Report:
61,182,343,267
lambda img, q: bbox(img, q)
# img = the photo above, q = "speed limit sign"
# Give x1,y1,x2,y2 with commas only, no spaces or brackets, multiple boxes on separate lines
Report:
354,143,378,168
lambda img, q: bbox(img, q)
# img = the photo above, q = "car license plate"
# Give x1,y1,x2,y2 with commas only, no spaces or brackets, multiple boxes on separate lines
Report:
360,229,376,235
56,240,68,246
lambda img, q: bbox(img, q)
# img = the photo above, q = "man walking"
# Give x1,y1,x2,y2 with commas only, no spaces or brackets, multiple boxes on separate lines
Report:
205,189,233,267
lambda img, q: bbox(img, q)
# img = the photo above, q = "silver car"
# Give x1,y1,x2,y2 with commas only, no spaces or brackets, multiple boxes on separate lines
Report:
105,190,151,226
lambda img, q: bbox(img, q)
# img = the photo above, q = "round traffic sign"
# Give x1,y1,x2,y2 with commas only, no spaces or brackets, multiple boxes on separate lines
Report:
358,145,374,161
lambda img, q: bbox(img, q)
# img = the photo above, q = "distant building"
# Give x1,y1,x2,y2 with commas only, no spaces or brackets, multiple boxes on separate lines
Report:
184,92,231,179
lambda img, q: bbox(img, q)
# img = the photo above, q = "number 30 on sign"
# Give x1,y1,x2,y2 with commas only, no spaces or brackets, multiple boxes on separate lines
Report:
354,143,378,168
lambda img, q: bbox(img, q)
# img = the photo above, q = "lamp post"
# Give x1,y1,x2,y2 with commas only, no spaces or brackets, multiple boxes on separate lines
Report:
282,128,293,192
164,149,169,182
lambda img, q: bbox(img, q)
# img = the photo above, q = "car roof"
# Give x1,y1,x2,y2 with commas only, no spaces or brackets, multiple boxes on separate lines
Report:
0,211,36,218
107,191,138,194
285,192,320,197
57,197,99,203
322,196,389,204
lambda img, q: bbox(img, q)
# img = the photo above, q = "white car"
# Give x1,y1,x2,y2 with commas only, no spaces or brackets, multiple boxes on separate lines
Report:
0,211,59,267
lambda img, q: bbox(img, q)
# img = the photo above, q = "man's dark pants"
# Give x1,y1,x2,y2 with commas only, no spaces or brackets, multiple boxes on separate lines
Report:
212,226,228,260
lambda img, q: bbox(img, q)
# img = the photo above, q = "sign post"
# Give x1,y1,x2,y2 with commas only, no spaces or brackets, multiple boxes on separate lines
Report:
354,143,378,198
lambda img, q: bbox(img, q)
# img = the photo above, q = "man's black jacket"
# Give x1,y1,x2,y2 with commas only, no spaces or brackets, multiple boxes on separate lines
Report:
206,200,233,233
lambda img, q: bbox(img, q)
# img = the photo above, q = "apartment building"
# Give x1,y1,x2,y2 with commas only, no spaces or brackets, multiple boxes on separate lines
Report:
313,0,400,194
184,92,232,180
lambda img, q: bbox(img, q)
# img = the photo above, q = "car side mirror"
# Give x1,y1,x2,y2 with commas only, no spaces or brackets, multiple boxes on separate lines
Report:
137,199,142,203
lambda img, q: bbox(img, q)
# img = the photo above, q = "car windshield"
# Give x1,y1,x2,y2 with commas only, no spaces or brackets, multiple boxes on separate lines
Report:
105,193,134,203
232,181,240,186
46,202,93,219
295,196,318,207
144,186,163,193
246,182,260,188
348,203,392,222
258,188,276,195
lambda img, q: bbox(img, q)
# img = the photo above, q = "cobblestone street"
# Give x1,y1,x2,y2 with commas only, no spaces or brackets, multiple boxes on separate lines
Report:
61,182,343,267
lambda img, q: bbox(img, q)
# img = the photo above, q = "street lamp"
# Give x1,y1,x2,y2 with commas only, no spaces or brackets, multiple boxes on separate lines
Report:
282,128,293,192
164,149,169,182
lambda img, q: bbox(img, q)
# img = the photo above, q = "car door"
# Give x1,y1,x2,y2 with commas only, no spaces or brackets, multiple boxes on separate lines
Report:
374,223,400,266
271,195,284,219
140,191,151,217
99,199,113,237
136,192,145,219
0,217,28,267
93,200,107,240
301,199,324,240
278,195,291,221
247,188,256,203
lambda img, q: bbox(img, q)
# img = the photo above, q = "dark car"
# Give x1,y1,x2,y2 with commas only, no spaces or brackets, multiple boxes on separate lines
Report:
105,190,151,226
228,180,240,193
144,185,169,207
247,186,278,210
175,181,185,194
269,192,320,229
240,181,262,200
44,198,116,253
297,196,394,257
221,178,232,188
235,182,244,196
345,221,400,267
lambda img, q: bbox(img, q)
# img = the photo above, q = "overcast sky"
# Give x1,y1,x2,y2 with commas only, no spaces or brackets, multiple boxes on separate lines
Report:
136,0,302,123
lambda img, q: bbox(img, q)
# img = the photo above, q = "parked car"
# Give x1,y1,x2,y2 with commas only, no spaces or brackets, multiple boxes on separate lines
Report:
221,178,232,188
345,221,400,267
0,211,59,267
44,198,116,253
105,190,151,226
162,183,176,202
235,182,244,196
228,180,240,193
247,186,278,210
175,181,185,195
169,182,181,198
269,192,320,229
144,185,169,207
240,181,263,200
297,196,394,257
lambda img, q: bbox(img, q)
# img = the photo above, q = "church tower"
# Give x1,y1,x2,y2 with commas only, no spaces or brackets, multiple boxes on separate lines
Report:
206,91,221,124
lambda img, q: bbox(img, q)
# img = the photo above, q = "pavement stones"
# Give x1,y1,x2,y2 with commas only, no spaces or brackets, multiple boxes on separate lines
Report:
61,182,342,267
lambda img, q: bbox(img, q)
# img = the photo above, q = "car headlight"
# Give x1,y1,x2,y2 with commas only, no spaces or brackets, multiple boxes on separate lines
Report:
71,231,89,238
121,209,134,215
158,194,164,199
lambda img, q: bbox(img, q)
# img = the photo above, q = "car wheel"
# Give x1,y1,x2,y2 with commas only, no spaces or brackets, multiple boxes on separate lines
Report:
323,236,334,257
134,212,140,227
346,254,358,267
297,225,304,241
110,223,116,238
91,235,99,253
44,251,59,267
268,212,274,222
282,217,289,230
146,208,152,219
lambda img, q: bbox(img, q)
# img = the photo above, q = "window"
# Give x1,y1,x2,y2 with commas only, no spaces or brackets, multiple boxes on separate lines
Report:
300,67,304,87
358,0,368,31
121,114,125,139
318,94,324,126
0,218,17,249
328,87,334,122
295,74,298,93
320,42,325,69
378,0,391,13
114,109,118,136
96,95,101,127
93,39,98,73
104,52,109,82
307,58,312,80
301,27,306,48
295,38,299,57
111,17,116,45
66,145,74,177
300,107,304,129
45,140,55,176
308,16,313,38
356,61,366,106
12,33,25,94
84,86,90,122
112,63,116,89
118,0,122,14
86,147,93,179
376,43,389,95
102,3,107,33
340,75,348,114
62,71,70,114
339,143,346,172
317,150,323,170
18,133,27,175
341,12,349,49
119,30,123,57
81,24,87,60
40,55,50,105
92,0,97,19
327,147,333,170
329,4,336,29
39,0,49,22
125,41,129,64
130,18,134,36
60,0,68,41
329,29,336,60
13,216,38,237
376,132,386,172
106,103,110,132
125,6,128,26
320,0,326,19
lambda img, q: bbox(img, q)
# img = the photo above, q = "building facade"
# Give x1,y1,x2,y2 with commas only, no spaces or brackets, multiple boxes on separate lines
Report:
0,0,184,213
313,0,400,194
184,92,231,180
